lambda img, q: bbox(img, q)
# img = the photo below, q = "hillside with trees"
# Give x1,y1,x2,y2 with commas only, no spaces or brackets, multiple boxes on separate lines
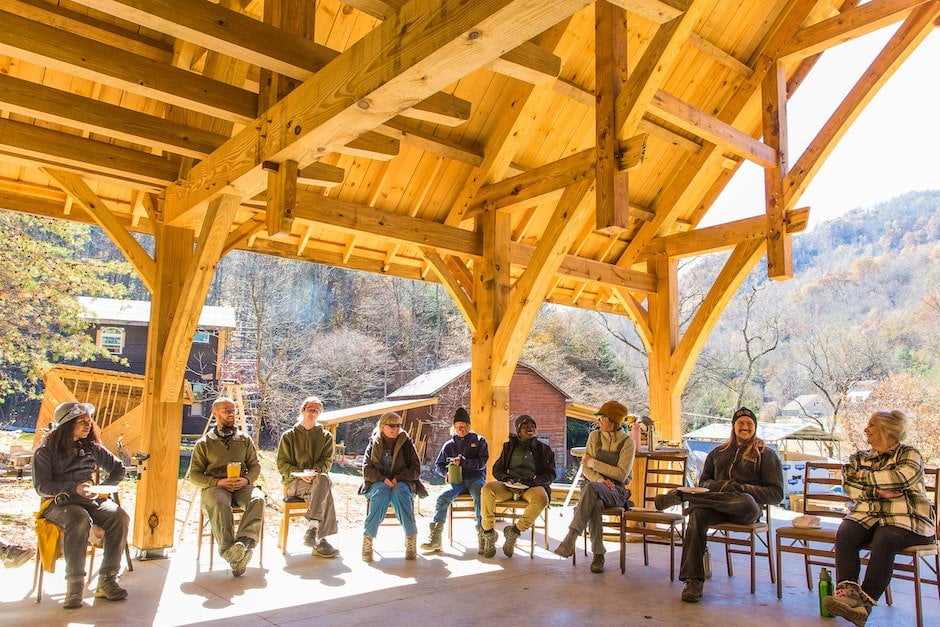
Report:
2,190,937,461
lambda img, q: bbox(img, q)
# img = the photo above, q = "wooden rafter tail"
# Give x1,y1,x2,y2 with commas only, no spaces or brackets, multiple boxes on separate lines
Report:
44,168,157,292
160,194,239,403
783,0,940,209
670,238,765,392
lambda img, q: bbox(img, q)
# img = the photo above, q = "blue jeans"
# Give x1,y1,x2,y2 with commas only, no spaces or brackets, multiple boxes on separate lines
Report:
432,476,485,525
364,481,417,537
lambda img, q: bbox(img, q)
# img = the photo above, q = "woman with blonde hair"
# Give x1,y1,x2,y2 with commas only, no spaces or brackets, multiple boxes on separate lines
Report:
823,410,935,626
360,412,427,561
554,400,635,573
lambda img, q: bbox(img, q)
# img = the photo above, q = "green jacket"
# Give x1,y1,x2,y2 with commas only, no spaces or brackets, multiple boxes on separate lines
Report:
277,423,335,482
189,429,261,490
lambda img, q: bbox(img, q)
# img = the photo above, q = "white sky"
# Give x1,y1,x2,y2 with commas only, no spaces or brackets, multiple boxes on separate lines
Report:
704,24,939,229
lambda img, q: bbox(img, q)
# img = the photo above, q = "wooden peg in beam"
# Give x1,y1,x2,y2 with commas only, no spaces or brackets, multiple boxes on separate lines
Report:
265,160,298,236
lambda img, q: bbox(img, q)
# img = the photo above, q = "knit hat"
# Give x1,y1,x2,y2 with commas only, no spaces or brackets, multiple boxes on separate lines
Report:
453,407,470,424
594,400,629,425
732,406,757,425
53,401,95,426
515,414,537,432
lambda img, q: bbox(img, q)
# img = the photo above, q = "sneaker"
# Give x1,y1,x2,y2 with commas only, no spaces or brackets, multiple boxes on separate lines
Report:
502,525,521,558
221,541,246,565
654,489,683,511
231,547,253,577
303,528,318,548
681,579,704,603
94,574,128,601
1,544,34,569
823,584,872,627
590,553,605,574
314,538,340,558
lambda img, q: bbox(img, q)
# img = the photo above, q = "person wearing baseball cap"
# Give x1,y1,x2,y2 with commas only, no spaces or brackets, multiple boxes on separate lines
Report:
479,414,556,559
33,401,129,609
554,400,635,573
653,405,782,603
421,407,490,554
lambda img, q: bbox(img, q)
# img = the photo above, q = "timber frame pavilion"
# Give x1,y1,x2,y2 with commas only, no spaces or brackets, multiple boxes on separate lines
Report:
0,0,935,553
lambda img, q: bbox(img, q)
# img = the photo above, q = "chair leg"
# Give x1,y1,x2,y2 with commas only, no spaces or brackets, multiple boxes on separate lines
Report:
278,511,288,553
724,533,734,577
885,583,893,606
749,532,757,594
258,517,264,568
447,505,453,547
529,524,535,559
87,545,96,584
765,529,775,584
34,555,42,603
620,517,626,575
913,556,923,627
803,545,812,589
669,524,676,582
124,542,134,572
642,530,650,566
775,535,783,599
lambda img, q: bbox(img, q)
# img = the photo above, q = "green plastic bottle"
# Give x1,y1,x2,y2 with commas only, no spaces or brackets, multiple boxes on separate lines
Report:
819,567,833,617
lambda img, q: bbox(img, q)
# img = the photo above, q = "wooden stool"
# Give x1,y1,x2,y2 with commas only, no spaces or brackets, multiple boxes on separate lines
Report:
197,506,264,569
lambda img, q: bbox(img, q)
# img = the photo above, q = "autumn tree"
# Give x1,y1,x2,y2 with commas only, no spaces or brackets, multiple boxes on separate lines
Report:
0,214,128,404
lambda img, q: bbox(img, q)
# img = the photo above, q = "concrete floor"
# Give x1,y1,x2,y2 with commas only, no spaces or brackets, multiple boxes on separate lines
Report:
0,509,933,626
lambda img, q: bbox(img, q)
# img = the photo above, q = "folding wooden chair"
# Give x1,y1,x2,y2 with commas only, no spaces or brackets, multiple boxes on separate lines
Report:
493,499,550,558
708,502,775,593
276,485,310,554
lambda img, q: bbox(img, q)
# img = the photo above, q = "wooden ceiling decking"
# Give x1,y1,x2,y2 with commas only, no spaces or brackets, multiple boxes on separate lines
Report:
0,0,934,316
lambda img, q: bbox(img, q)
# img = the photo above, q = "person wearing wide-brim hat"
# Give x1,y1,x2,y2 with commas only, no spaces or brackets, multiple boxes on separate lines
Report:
420,407,490,554
33,401,129,610
653,406,783,603
479,414,556,559
554,400,635,573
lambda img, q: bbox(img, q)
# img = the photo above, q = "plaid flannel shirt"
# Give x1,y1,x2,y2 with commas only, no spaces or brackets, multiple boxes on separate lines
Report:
843,444,936,538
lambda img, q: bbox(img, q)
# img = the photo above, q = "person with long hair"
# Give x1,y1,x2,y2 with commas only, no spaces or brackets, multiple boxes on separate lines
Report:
553,400,635,573
33,402,129,610
822,410,936,626
654,406,783,603
360,412,427,562
276,396,340,557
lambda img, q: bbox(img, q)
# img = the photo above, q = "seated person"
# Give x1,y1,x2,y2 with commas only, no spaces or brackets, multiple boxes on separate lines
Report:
33,402,129,610
480,414,555,558
421,407,489,554
554,400,635,573
189,397,264,577
654,406,782,603
823,410,936,626
360,412,427,562
276,396,339,557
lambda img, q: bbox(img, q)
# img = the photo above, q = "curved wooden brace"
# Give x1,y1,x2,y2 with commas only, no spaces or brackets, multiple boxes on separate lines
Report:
420,247,478,333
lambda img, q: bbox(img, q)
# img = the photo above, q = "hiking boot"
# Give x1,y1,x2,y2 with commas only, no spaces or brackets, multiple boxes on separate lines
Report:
1,544,34,569
681,579,704,603
476,525,486,555
553,529,578,558
314,538,339,558
221,540,246,565
420,522,444,552
63,576,84,610
823,581,874,627
362,536,374,562
405,535,418,560
231,547,253,577
590,553,605,574
502,525,521,558
481,529,497,558
654,489,683,511
95,573,128,601
303,528,318,548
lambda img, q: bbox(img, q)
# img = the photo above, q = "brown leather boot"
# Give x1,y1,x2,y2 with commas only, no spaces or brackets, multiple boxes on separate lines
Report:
63,576,84,610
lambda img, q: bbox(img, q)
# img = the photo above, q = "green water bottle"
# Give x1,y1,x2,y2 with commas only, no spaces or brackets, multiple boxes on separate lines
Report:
818,567,833,617
447,458,462,484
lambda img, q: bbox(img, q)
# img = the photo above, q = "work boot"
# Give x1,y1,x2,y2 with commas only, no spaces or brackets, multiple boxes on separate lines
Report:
654,489,683,511
502,525,521,558
221,540,246,565
231,547,253,577
405,535,417,560
553,528,579,558
362,536,374,563
420,522,444,552
681,579,704,603
0,543,34,569
95,572,128,601
63,576,84,610
590,553,605,574
303,527,318,548
481,529,497,558
476,525,486,555
823,581,874,627
314,538,339,558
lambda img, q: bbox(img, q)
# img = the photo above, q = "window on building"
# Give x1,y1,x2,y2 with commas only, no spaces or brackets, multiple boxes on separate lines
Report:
193,330,211,344
191,383,205,417
98,327,125,355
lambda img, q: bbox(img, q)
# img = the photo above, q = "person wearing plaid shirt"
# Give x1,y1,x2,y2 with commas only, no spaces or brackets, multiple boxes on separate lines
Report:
823,410,936,626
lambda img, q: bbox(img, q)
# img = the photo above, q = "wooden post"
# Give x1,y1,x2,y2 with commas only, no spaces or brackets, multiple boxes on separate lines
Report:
133,224,192,551
762,59,791,280
647,255,681,440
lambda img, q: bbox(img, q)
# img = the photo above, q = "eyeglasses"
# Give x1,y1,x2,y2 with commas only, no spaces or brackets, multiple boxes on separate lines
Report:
384,423,403,429
303,407,322,413
74,417,92,426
